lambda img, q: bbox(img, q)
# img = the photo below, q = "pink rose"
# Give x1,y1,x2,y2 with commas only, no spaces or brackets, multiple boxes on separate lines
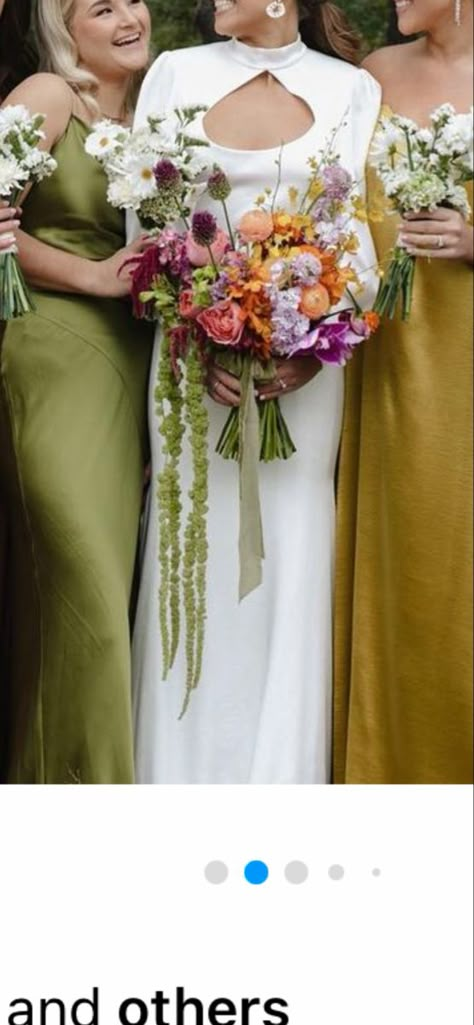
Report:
238,209,274,244
185,228,230,267
179,289,201,319
197,300,245,346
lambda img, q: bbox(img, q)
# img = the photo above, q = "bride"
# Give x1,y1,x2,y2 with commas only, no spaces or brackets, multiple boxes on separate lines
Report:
131,0,380,784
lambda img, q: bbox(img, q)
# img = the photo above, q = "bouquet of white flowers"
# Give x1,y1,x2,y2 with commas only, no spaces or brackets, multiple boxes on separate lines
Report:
0,105,57,319
85,107,208,229
370,103,473,319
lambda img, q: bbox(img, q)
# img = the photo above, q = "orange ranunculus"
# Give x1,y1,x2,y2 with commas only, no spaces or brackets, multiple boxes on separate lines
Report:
299,283,331,320
238,209,274,244
363,311,380,331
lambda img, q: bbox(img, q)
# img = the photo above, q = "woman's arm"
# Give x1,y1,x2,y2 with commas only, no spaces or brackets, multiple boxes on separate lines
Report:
2,73,151,296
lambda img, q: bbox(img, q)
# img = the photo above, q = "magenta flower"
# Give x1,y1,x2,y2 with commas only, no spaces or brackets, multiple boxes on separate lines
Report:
153,159,183,192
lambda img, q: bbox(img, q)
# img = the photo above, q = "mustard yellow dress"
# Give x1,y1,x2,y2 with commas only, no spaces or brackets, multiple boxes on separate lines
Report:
334,175,473,784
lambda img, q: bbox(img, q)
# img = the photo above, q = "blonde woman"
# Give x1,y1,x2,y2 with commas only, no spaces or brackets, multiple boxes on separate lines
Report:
0,0,153,784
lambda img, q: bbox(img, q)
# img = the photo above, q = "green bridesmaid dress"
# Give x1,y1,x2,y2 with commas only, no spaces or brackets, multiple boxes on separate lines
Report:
0,116,152,784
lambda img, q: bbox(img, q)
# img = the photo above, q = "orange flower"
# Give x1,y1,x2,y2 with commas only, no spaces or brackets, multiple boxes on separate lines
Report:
238,209,274,244
363,311,380,332
299,283,331,319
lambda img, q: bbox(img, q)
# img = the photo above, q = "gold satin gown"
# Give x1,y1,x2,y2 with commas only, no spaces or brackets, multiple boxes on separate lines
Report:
0,116,152,783
334,175,473,784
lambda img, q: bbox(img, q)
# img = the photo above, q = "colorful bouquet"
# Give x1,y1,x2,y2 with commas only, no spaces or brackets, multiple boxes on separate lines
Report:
87,112,379,712
370,103,473,319
0,105,57,319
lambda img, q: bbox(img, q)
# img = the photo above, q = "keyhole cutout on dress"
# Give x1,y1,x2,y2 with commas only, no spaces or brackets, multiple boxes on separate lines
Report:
202,73,315,151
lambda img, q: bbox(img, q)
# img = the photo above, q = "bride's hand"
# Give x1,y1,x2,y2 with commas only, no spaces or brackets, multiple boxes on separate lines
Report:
400,209,474,264
257,357,322,402
207,361,241,407
0,200,21,250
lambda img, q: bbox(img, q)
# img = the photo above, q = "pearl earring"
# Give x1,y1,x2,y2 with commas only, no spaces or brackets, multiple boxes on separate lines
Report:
454,0,462,25
266,1,286,18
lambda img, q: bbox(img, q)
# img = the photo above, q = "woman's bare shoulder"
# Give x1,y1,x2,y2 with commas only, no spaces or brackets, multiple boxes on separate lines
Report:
362,42,419,82
1,74,74,145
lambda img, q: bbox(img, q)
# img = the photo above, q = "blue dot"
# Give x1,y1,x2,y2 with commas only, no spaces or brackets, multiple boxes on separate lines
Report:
244,861,269,885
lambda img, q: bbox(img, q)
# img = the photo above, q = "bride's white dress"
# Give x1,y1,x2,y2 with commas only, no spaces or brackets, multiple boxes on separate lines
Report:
131,37,380,783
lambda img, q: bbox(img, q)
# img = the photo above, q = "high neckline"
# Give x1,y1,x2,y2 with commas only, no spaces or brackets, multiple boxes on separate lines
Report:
228,34,306,71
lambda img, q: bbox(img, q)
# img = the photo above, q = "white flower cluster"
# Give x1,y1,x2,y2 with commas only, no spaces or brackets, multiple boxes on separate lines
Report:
0,104,57,199
369,103,473,219
85,108,208,222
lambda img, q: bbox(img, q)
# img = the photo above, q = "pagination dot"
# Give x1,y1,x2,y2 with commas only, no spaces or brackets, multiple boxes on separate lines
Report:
372,868,382,878
328,864,345,881
204,861,229,885
244,861,269,885
285,861,309,885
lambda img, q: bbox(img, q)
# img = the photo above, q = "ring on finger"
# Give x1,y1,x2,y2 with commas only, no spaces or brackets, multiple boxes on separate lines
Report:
277,376,287,390
436,235,445,249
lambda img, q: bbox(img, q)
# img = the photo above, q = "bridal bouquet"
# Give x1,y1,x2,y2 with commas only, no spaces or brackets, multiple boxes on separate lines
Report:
370,103,473,319
128,144,379,712
0,105,57,319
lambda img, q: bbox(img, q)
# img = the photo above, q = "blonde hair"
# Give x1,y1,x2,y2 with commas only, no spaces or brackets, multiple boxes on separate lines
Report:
34,0,145,119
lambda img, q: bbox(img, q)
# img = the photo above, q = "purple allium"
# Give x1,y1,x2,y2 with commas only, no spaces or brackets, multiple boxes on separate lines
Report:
153,158,183,192
322,164,352,200
192,210,218,247
207,165,232,202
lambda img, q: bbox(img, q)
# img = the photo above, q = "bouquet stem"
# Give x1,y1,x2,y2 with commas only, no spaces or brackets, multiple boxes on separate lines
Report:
216,399,296,462
0,251,35,320
374,247,416,322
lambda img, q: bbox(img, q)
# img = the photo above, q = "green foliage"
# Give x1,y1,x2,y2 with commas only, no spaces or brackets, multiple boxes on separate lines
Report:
147,1,390,55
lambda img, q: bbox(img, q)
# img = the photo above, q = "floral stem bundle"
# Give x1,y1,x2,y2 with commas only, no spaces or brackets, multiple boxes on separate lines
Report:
370,104,473,320
0,106,57,320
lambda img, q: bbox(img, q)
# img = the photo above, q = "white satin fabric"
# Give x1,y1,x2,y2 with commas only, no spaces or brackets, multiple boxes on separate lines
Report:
131,37,381,783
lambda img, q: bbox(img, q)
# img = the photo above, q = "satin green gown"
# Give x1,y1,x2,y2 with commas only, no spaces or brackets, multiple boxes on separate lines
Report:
0,116,152,783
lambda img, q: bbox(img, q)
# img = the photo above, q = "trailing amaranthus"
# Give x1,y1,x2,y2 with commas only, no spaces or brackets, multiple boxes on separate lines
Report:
180,336,209,718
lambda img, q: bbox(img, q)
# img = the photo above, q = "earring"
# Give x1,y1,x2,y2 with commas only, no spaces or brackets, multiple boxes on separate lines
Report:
454,0,462,25
266,1,286,18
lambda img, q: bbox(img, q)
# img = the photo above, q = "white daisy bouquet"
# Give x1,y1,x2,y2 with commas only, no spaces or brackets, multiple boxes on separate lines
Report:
85,107,208,228
370,103,473,319
0,105,57,319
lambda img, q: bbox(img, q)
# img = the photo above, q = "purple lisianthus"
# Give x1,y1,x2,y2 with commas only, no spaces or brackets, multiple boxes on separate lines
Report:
322,164,353,200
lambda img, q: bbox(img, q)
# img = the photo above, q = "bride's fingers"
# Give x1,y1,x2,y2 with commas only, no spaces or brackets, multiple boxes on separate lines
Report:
208,377,240,406
403,209,452,222
211,366,241,396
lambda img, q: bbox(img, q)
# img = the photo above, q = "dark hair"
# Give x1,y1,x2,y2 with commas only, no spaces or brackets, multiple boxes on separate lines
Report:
195,1,360,64
0,0,37,100
298,1,360,64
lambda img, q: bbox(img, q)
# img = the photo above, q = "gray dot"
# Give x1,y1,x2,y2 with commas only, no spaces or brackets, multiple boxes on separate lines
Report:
285,861,309,885
372,868,382,878
204,861,229,885
328,864,345,881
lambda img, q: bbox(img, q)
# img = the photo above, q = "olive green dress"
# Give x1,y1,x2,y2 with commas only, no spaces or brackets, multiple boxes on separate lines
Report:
0,116,152,784
334,175,473,784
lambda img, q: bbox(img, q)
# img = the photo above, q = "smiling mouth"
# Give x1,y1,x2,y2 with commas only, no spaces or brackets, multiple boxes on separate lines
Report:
214,1,236,14
114,33,142,47
394,1,412,11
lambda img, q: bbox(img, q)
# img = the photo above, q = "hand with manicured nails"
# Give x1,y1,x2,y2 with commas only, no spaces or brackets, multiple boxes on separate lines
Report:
0,199,21,251
400,208,474,264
